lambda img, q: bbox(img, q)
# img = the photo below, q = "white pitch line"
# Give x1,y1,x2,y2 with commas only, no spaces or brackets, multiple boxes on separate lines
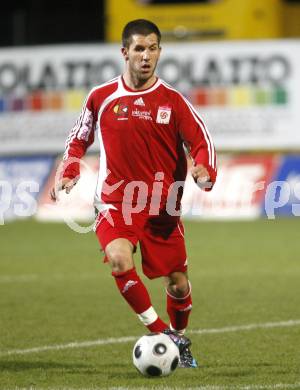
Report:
116,385,300,390
0,274,38,283
2,384,300,390
1,319,300,358
0,336,137,357
148,385,300,390
189,319,300,335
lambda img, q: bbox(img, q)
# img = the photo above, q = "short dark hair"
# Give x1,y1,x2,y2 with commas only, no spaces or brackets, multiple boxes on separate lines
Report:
122,19,161,48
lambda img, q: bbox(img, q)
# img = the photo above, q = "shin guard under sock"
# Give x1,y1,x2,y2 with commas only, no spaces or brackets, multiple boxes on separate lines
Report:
113,267,168,332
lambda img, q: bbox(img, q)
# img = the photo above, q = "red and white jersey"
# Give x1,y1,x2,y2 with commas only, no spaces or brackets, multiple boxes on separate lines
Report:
63,75,217,213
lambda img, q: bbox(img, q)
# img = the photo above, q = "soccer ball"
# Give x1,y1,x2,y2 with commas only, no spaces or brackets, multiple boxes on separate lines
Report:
132,332,180,377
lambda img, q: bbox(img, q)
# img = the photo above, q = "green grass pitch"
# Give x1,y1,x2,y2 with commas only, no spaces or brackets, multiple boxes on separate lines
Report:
0,218,300,389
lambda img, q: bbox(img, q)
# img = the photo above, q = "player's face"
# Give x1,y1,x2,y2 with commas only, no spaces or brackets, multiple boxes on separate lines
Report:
123,33,161,82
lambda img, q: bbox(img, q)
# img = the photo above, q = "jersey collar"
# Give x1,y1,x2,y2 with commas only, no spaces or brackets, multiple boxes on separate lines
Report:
120,75,160,93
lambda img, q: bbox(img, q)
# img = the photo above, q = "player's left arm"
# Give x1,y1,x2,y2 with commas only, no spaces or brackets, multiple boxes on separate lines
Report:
176,94,217,191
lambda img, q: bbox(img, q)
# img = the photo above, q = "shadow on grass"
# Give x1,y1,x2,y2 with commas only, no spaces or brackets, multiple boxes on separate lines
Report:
0,360,134,377
66,363,131,377
0,360,90,372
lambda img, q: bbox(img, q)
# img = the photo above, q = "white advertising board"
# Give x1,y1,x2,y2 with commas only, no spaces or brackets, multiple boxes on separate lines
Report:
0,40,299,154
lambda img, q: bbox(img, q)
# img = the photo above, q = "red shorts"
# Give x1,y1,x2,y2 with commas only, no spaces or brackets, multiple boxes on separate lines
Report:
95,208,187,279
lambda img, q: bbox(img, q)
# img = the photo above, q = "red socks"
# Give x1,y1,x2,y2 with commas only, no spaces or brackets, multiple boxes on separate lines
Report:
113,267,192,334
112,267,168,332
166,283,192,334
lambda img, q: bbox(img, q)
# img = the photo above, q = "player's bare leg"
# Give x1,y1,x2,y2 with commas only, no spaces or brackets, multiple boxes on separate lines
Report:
165,271,190,298
105,238,134,273
164,271,198,368
106,238,168,332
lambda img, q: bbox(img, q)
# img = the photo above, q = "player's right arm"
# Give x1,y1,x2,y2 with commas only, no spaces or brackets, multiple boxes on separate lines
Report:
50,90,97,201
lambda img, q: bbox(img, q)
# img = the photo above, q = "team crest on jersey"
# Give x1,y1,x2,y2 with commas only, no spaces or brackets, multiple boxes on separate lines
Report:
113,103,129,120
156,106,172,124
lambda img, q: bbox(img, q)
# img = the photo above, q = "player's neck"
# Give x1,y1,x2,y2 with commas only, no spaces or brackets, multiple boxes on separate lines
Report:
122,71,157,91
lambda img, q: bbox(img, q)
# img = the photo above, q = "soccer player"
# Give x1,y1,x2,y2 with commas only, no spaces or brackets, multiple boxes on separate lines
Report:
51,19,217,368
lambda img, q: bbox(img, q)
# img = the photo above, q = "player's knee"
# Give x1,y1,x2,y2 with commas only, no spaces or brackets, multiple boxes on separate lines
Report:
167,272,189,298
172,282,189,297
108,249,133,273
105,239,134,273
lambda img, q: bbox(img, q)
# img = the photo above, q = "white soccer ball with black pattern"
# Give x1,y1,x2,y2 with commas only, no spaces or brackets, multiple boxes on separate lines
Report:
132,332,180,377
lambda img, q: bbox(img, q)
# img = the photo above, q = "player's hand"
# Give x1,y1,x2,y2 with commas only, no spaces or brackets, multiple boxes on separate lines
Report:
50,177,78,202
190,164,212,189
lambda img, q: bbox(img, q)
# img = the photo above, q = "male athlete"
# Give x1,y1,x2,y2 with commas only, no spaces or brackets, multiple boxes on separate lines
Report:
51,19,217,368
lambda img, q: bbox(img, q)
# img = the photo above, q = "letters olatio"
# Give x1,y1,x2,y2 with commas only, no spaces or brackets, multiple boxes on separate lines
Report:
0,44,291,95
158,55,290,88
0,40,299,152
0,60,122,95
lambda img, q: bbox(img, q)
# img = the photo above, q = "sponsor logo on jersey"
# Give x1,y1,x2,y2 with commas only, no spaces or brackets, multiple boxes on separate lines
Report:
156,106,172,124
132,109,152,121
133,97,145,106
113,103,129,120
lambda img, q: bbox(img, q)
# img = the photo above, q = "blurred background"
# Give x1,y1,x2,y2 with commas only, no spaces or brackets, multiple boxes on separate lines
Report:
1,0,300,223
1,3,300,387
